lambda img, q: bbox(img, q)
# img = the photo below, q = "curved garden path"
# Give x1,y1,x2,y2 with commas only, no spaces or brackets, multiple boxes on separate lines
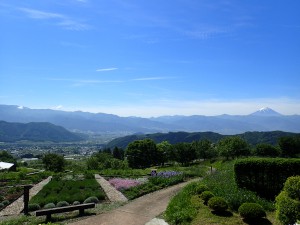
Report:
68,179,198,225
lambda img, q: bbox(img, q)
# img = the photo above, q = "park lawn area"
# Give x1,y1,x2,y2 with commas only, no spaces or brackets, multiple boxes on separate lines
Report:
190,201,281,225
29,173,106,208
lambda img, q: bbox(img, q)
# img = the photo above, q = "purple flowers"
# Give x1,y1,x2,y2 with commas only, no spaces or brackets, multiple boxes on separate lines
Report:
152,171,183,178
108,178,146,191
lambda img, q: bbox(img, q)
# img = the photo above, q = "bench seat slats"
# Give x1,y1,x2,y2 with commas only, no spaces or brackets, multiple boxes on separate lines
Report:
36,203,95,217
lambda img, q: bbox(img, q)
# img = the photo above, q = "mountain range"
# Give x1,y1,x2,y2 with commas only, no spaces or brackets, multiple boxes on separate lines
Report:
106,131,299,149
0,121,83,142
0,105,299,135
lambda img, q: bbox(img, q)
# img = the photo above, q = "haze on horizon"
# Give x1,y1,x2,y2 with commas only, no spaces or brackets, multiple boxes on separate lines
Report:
1,1,300,117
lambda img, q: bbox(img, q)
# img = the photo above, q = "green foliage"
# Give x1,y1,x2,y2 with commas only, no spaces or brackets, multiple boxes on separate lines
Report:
73,201,80,205
99,168,150,177
30,175,105,207
278,136,300,157
83,196,99,204
28,203,41,212
44,203,55,209
275,176,300,225
275,191,300,225
217,136,250,159
2,200,9,206
284,175,300,199
125,139,159,168
0,203,4,208
123,174,184,200
0,150,16,163
194,184,209,195
156,141,173,165
234,158,300,199
238,203,266,219
253,143,280,157
201,160,274,211
42,153,66,172
208,197,228,212
165,182,199,225
56,201,69,207
200,191,215,204
173,142,196,165
192,139,218,160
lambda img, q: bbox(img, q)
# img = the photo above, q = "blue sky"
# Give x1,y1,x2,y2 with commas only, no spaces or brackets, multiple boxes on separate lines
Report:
1,0,300,117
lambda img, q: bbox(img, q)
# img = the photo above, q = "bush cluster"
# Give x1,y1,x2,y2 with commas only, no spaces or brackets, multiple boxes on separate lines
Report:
200,191,214,204
238,203,266,219
275,176,300,225
28,203,41,212
83,196,99,204
208,197,228,212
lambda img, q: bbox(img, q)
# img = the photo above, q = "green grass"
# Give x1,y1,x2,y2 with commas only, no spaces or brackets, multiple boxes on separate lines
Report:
202,160,275,211
123,174,185,200
99,168,150,177
30,174,105,207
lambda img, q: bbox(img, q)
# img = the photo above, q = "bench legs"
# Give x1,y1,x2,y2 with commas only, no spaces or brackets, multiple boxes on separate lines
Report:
46,214,52,222
79,208,85,216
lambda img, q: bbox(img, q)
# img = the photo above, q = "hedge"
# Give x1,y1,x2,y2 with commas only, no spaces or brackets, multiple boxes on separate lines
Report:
275,176,300,225
234,158,300,199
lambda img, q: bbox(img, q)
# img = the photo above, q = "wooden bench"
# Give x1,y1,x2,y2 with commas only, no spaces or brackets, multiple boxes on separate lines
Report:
35,203,95,221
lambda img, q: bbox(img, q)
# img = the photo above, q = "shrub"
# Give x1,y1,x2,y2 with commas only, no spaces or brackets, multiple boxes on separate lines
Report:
28,203,41,212
73,201,80,205
56,201,70,207
275,176,300,225
200,191,215,204
208,197,228,212
238,203,266,219
0,203,4,208
2,200,9,206
44,203,56,209
284,176,300,199
194,184,209,195
84,196,99,204
234,158,300,199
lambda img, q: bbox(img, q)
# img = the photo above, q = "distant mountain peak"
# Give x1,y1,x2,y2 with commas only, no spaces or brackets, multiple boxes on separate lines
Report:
250,107,282,116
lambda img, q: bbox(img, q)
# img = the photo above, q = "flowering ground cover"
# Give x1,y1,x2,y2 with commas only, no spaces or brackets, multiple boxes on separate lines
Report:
108,178,147,191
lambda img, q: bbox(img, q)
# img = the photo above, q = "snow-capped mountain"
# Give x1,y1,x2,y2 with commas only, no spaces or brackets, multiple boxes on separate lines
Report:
0,104,299,135
250,107,282,116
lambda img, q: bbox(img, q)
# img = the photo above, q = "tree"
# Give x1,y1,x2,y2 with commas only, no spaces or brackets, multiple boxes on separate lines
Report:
125,139,159,168
173,142,196,165
112,147,124,160
42,153,66,172
0,151,16,163
157,141,173,165
253,143,280,157
192,139,218,161
86,156,99,170
217,136,250,159
278,136,300,157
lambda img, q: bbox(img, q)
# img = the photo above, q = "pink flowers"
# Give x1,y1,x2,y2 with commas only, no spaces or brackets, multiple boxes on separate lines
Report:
108,178,145,191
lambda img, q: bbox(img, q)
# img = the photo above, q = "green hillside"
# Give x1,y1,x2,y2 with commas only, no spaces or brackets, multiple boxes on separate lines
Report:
107,131,299,149
0,121,84,142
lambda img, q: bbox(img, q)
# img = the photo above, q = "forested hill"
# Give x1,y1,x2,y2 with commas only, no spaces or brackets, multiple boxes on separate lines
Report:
106,131,299,149
0,121,84,142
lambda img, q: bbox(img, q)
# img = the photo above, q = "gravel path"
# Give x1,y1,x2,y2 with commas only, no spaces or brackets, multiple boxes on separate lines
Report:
95,174,128,203
68,179,198,225
0,176,52,216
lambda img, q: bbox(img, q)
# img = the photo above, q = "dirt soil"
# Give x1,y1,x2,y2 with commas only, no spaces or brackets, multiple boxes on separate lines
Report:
68,179,198,225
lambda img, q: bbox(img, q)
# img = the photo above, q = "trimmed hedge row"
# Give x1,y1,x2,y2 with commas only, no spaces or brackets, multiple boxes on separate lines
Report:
234,158,300,199
275,176,300,225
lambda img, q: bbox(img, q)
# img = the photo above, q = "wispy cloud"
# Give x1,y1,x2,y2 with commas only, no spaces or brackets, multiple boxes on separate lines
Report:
18,7,91,30
96,67,118,72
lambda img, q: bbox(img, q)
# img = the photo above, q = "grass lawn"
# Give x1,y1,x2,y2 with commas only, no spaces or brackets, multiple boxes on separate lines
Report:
191,201,281,225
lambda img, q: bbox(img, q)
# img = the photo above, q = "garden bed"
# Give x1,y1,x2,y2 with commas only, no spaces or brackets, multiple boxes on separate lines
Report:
29,173,106,209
